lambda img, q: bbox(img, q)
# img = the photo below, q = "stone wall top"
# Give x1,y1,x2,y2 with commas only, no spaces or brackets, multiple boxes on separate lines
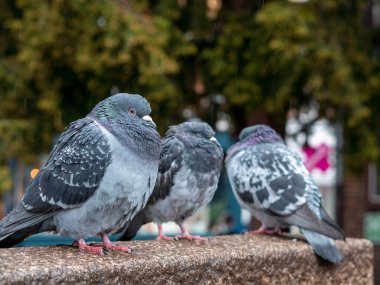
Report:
0,234,373,284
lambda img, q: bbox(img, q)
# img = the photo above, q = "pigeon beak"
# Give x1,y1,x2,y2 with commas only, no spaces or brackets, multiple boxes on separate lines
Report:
142,115,153,123
210,137,217,142
142,115,156,128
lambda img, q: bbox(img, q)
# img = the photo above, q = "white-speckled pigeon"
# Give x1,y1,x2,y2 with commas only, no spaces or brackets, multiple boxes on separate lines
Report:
118,121,224,241
0,93,160,254
225,124,345,263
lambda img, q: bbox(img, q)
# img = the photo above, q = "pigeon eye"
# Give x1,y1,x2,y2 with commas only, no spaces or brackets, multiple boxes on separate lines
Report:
128,108,136,116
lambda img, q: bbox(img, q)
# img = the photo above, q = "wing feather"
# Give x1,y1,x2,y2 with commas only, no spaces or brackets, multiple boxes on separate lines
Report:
147,135,184,204
22,118,111,213
227,143,315,216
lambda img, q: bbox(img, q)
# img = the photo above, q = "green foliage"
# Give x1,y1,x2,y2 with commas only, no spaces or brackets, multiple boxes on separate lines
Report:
0,0,198,195
0,0,193,157
0,166,11,197
203,0,380,168
0,0,379,198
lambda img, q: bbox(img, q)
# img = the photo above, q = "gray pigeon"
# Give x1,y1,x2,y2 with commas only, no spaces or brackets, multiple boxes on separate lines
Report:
118,121,224,241
225,124,345,263
0,93,160,254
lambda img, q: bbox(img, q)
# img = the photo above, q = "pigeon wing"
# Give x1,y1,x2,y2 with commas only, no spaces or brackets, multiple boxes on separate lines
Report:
147,135,184,204
21,118,111,213
228,143,310,216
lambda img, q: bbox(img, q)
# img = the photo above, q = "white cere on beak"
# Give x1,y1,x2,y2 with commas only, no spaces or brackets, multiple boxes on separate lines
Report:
142,115,153,123
210,137,217,142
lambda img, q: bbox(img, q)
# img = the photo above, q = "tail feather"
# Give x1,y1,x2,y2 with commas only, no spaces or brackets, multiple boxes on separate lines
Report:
0,203,52,247
0,223,45,247
284,204,345,241
118,211,149,241
301,228,344,263
319,207,345,241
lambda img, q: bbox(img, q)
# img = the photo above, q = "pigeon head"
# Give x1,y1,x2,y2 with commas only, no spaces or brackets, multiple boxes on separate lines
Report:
226,124,283,161
169,121,215,139
168,121,223,173
238,125,283,143
89,93,160,159
90,93,155,127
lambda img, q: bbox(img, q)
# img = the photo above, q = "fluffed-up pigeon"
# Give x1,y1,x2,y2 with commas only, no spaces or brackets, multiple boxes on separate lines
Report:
118,121,224,241
225,124,345,263
0,93,160,254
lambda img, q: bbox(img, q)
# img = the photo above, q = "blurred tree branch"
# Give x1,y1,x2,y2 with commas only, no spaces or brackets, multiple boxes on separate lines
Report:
0,0,379,198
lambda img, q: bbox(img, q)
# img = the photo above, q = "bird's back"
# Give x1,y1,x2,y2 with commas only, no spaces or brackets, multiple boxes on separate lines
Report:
145,133,223,224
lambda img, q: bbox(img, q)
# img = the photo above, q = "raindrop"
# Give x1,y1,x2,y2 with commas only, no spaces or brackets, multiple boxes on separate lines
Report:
24,96,27,109
18,24,22,39
234,65,238,80
258,0,265,10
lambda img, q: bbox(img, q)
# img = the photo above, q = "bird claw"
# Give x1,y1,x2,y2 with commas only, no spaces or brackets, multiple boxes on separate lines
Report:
72,240,129,255
157,235,175,241
103,243,132,254
76,244,105,255
87,242,103,247
102,247,111,254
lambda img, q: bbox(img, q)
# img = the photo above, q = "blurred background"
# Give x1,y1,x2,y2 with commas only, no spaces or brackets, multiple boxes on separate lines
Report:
0,0,379,282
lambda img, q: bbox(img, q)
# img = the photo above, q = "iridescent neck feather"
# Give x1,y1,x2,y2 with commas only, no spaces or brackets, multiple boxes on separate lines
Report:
226,125,284,161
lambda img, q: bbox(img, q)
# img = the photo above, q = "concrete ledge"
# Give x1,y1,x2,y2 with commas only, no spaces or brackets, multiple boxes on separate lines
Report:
0,235,373,284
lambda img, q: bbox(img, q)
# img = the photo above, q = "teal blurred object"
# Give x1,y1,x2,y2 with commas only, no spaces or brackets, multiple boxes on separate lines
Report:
17,232,211,247
16,233,153,247
213,131,244,234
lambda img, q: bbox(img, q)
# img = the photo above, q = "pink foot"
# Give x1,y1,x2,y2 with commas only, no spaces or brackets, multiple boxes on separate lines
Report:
156,224,175,241
102,234,132,253
103,242,132,253
248,226,282,236
73,239,105,255
157,234,175,241
176,224,207,241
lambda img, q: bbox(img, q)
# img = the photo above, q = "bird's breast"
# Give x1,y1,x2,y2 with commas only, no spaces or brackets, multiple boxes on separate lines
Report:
93,123,159,205
146,165,220,223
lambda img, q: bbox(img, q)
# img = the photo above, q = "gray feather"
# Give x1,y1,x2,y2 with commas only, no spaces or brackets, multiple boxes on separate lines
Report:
302,229,344,263
281,204,345,240
118,211,150,241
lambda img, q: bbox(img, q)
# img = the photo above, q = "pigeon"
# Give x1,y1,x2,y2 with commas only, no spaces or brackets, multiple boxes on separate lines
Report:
118,121,224,241
0,93,161,254
225,124,345,263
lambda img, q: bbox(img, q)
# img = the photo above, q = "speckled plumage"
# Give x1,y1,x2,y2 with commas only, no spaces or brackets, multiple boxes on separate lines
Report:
226,124,345,263
119,121,224,241
0,93,160,250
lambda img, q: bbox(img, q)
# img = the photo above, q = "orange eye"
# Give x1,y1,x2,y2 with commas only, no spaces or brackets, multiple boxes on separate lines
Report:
128,108,136,116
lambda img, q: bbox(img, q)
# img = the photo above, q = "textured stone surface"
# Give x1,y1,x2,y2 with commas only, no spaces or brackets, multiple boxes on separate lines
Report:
0,235,373,284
